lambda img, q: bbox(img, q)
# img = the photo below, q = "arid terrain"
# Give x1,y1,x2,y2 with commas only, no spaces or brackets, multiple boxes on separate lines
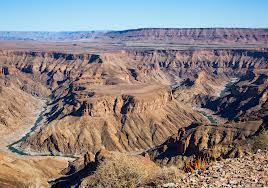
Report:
0,28,267,187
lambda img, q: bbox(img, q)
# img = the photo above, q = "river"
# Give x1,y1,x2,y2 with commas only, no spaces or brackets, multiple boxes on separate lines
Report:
7,101,76,159
219,78,238,97
7,103,48,155
199,110,218,124
197,77,238,124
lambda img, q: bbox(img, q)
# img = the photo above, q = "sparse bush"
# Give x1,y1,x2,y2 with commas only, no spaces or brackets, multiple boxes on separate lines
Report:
85,153,183,188
144,166,182,187
88,153,159,188
250,131,268,152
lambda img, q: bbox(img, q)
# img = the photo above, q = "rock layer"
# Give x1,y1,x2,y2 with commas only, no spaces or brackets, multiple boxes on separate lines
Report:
0,48,267,155
146,121,262,165
105,28,268,44
2,28,268,45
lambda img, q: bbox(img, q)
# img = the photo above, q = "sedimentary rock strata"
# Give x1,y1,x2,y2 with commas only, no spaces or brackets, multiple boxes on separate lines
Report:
2,28,268,45
146,121,263,165
0,48,267,156
105,28,268,44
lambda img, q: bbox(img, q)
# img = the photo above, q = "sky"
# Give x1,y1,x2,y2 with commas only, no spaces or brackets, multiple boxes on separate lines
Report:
0,0,267,31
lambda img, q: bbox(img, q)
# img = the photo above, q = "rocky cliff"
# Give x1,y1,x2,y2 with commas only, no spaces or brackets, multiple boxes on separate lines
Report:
0,48,267,156
20,84,206,154
0,63,50,147
204,71,268,122
146,121,263,165
105,28,268,44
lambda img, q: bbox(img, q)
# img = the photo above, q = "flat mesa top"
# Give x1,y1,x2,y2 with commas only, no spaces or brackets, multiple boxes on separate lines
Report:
78,84,168,97
1,28,268,53
0,40,267,54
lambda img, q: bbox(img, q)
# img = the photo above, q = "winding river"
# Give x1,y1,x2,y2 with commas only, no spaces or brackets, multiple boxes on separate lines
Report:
7,101,76,159
199,111,218,124
219,78,238,97
199,78,238,124
7,104,48,155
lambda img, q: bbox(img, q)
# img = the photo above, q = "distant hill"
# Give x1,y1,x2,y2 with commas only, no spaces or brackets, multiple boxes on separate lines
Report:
0,31,104,40
105,28,268,44
1,28,268,44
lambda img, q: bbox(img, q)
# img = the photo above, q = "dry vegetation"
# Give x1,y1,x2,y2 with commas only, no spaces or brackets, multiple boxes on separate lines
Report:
183,157,208,173
250,131,268,152
79,153,183,188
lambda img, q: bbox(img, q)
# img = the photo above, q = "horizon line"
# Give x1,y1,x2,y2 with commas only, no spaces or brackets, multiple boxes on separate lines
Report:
0,27,268,32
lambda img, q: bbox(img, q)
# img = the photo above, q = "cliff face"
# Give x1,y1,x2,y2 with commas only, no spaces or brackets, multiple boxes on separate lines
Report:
0,48,267,155
0,64,50,146
0,77,40,135
105,28,268,44
146,121,263,165
204,72,268,122
20,85,206,154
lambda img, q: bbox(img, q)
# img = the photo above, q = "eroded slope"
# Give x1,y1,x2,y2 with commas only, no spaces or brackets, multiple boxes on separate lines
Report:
0,49,267,156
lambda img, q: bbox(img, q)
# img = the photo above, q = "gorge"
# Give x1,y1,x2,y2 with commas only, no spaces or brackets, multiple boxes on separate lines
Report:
0,28,267,187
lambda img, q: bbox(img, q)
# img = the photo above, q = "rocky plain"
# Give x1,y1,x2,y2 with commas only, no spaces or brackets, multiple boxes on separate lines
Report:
0,28,267,187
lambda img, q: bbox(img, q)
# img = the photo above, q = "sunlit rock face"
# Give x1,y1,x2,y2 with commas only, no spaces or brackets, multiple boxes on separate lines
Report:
0,48,267,155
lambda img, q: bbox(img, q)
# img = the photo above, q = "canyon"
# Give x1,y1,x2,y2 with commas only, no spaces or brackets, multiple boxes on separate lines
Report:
0,28,267,187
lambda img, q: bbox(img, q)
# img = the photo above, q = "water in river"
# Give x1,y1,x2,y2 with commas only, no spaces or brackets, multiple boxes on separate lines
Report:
219,78,238,97
8,102,77,159
7,105,47,155
198,78,238,124
199,111,218,124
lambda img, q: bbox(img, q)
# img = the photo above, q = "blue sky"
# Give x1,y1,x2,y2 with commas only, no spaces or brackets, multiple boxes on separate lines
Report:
0,0,267,31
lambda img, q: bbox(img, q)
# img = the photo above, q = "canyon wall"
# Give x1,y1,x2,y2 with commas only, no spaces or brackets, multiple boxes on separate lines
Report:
105,28,268,44
0,48,267,155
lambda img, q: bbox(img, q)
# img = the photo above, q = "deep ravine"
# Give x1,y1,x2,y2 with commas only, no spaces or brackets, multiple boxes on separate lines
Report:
198,78,238,124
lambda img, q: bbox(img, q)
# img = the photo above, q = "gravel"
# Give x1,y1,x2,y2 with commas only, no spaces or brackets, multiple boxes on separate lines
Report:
161,151,268,188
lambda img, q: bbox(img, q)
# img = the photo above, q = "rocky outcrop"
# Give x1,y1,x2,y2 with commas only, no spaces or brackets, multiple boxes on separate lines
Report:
146,121,262,165
204,71,268,121
0,76,43,138
172,151,268,187
51,144,268,188
20,85,205,155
